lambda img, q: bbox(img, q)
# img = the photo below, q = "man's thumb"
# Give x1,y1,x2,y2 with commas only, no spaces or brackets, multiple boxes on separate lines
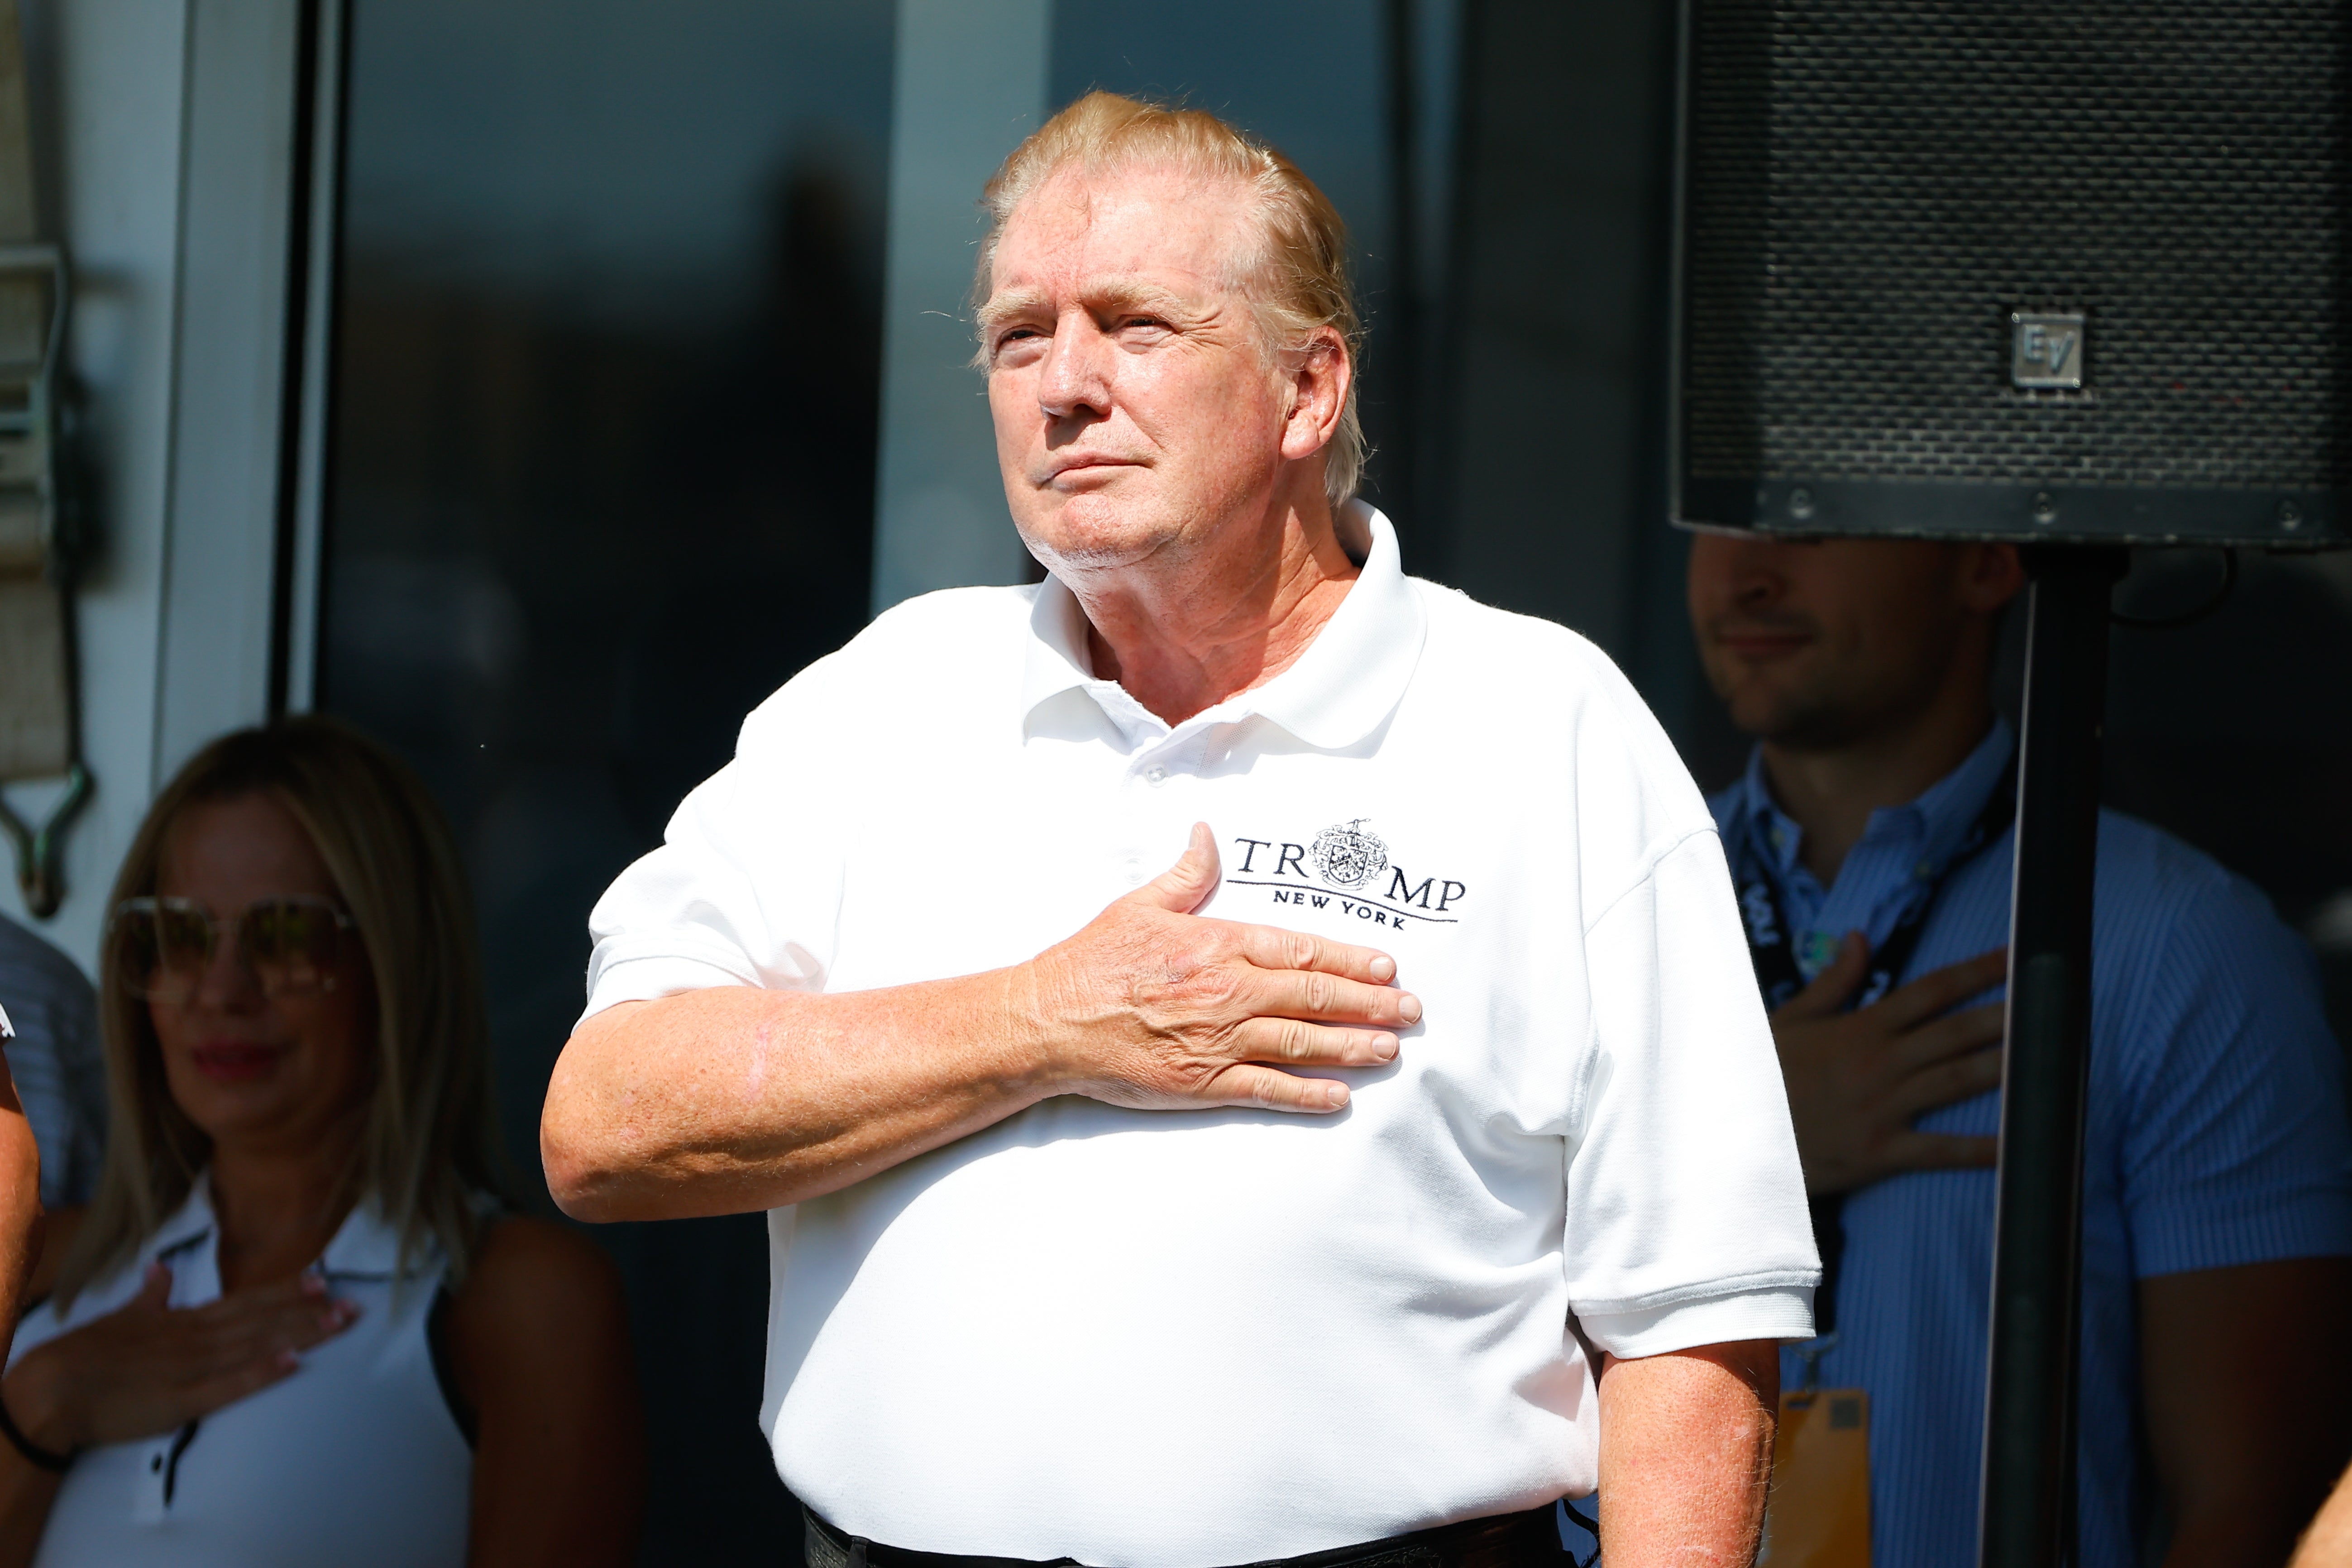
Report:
1782,930,1870,1018
1129,822,1221,914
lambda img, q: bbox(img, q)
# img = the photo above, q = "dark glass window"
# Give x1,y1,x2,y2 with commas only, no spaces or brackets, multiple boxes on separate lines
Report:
317,3,893,1557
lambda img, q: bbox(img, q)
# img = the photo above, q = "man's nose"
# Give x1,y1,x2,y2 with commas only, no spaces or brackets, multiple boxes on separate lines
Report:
1036,316,1111,422
1720,538,1792,607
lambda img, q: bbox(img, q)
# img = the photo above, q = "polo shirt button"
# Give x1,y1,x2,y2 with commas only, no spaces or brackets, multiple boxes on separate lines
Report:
1145,766,1167,785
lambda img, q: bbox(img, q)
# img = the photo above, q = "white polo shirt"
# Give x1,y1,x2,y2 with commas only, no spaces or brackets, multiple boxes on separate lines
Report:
584,505,1817,1567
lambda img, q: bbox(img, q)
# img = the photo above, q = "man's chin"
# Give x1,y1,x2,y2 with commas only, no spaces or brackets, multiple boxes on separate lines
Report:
1017,514,1182,574
1726,687,1863,750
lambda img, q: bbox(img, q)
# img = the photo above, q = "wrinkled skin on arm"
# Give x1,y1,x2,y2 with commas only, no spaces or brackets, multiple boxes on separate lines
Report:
1597,1341,1779,1568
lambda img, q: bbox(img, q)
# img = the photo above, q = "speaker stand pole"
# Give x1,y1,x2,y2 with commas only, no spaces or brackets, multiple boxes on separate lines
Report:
1977,545,2127,1568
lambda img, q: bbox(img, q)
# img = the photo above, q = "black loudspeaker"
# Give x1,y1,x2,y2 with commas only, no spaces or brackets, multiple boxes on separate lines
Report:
1670,0,2350,545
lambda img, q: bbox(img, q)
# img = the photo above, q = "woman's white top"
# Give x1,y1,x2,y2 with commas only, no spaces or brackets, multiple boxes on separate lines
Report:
7,1175,473,1567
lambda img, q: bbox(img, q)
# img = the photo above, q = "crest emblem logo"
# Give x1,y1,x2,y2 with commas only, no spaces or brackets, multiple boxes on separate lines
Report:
1309,820,1389,889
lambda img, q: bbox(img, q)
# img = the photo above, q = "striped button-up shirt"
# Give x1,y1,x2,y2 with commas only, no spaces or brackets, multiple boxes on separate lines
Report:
0,913,106,1208
1712,719,2352,1568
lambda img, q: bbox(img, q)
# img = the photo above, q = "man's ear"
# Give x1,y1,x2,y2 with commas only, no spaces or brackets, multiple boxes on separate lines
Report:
1959,543,2027,615
1277,325,1350,462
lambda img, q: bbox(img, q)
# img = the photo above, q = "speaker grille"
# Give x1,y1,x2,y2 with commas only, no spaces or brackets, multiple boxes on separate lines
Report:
1683,0,2349,489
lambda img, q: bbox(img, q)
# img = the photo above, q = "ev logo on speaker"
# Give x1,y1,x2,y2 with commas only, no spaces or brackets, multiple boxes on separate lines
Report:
2011,312,2086,389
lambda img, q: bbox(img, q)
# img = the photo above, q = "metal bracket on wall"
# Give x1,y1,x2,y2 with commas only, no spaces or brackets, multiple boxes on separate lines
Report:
0,761,89,918
0,0,93,921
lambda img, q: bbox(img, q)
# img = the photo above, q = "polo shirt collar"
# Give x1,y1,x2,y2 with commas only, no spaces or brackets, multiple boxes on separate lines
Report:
1730,715,2018,890
140,1172,218,1265
1020,501,1427,751
130,1168,434,1286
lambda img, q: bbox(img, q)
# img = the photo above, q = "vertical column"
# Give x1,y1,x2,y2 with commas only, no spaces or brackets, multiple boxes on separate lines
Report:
152,0,304,777
869,0,1051,616
1977,546,2124,1568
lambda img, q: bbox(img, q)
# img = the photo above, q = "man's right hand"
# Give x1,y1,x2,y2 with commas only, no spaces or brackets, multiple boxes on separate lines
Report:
545,821,1426,1218
1019,822,1420,1114
1,1262,359,1454
1772,934,2007,1195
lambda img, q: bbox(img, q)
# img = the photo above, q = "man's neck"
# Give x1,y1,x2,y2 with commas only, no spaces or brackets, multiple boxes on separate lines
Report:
1761,691,1998,888
1071,489,1360,727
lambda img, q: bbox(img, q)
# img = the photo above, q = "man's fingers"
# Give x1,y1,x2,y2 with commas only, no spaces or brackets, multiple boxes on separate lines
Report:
1885,1001,2006,1074
1775,931,1870,1020
1873,947,2009,1031
1204,1064,1350,1114
1884,1131,2000,1174
1229,1017,1400,1068
1226,922,1399,986
1248,968,1420,1028
1124,822,1221,916
1886,1044,2004,1119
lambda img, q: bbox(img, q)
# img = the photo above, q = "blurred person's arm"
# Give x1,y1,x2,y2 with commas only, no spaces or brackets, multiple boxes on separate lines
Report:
2292,1455,2352,1568
18,1208,78,1310
0,1050,42,1568
0,1055,41,1330
2141,1258,2352,1568
448,1217,643,1568
1596,1343,1778,1568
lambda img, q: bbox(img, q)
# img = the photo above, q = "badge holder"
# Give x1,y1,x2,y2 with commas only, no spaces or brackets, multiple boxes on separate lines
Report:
1762,1334,1872,1568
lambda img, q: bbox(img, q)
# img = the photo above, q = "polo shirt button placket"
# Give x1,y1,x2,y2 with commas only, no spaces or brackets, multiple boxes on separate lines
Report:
134,1440,172,1521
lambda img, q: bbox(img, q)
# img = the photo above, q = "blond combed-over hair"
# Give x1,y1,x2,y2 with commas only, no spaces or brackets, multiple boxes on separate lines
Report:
974,90,1367,510
55,717,504,1310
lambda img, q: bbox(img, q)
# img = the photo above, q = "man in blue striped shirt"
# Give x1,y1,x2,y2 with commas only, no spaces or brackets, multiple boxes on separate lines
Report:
1688,535,2352,1568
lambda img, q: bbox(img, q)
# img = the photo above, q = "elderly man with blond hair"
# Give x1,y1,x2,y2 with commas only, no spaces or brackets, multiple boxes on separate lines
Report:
543,92,1817,1568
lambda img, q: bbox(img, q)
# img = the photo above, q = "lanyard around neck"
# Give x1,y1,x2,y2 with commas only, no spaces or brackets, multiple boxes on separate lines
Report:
1731,751,2017,1336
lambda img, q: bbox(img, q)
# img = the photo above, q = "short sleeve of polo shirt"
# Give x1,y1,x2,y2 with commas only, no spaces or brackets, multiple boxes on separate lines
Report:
1549,656,1820,1359
583,658,853,1015
2112,865,2352,1276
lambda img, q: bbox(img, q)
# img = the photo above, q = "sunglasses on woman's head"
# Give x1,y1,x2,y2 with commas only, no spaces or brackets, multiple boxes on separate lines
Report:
107,896,355,1003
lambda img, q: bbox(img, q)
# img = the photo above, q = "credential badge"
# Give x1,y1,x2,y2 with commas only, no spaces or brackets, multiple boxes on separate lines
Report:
1310,820,1389,889
2011,311,2086,390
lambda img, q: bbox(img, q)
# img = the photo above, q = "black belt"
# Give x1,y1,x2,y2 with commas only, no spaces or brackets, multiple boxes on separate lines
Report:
804,1503,1570,1568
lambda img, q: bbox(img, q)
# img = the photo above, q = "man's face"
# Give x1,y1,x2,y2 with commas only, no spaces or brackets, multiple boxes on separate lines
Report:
1688,535,2021,749
980,164,1306,574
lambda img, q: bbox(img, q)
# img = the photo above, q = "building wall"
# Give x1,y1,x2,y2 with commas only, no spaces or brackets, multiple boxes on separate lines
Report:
1,0,190,970
1,0,302,974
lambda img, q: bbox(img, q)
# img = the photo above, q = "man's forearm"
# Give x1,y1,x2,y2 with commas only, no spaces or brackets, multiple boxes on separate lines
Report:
2291,1460,2352,1568
1597,1342,1778,1568
542,970,1053,1221
0,1071,40,1326
544,837,1416,1221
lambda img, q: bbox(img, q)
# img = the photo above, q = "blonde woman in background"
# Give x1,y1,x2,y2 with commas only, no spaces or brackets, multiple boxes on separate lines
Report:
0,718,642,1566
0,1004,46,1357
